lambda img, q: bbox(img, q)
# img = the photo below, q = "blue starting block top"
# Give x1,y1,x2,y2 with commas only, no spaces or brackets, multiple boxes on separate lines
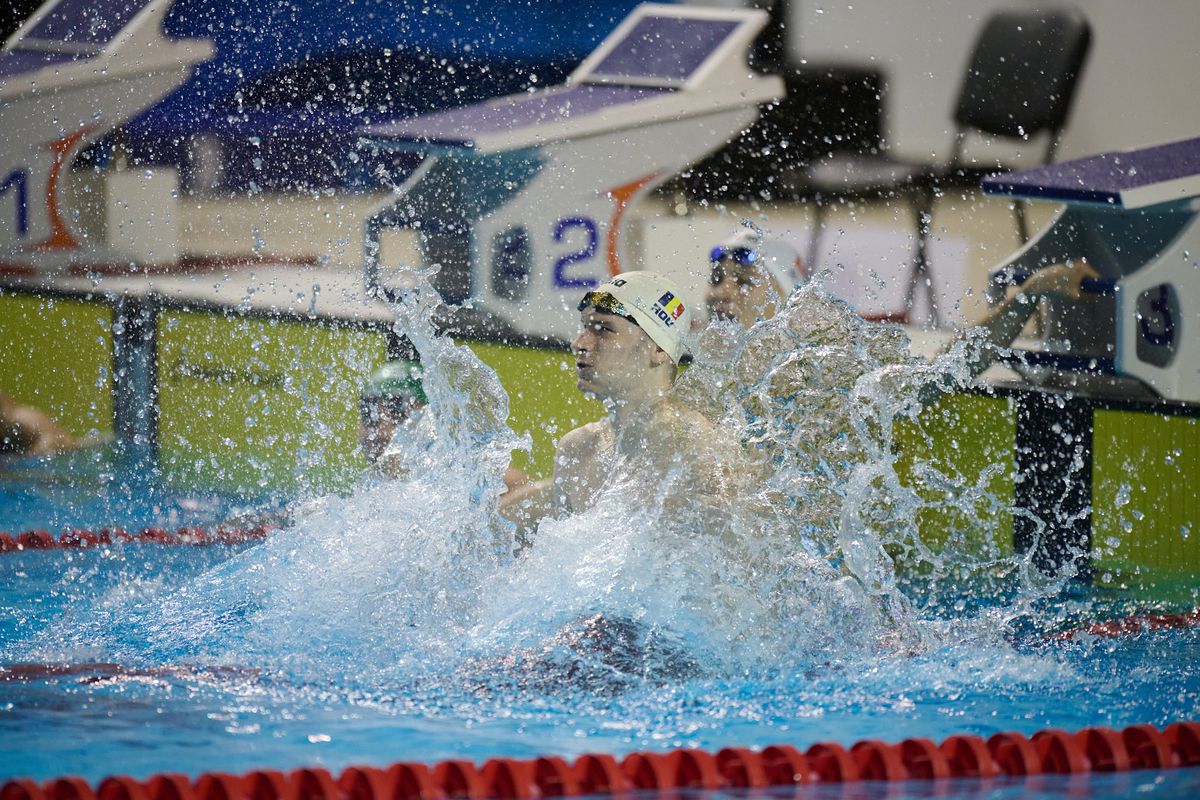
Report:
982,136,1200,210
1,0,155,79
583,15,739,85
365,84,669,148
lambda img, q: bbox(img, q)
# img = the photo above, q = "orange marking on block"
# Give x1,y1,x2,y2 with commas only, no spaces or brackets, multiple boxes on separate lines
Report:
29,126,94,252
605,173,660,277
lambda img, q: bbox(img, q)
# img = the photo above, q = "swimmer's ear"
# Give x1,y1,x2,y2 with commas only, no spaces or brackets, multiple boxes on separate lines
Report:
649,345,673,368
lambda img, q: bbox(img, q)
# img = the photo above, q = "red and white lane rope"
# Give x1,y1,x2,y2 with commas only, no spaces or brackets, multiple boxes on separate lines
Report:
1049,609,1200,640
1,722,1198,800
0,526,273,552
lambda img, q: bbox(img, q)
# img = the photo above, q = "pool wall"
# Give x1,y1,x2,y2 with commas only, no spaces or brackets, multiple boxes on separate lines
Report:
896,387,1200,596
0,285,601,491
155,307,385,492
0,292,114,442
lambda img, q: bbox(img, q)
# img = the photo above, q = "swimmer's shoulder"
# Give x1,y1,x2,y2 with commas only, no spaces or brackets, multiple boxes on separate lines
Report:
654,400,715,435
557,419,612,459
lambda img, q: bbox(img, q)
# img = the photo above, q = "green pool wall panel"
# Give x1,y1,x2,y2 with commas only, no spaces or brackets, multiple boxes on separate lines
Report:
6,288,1194,600
153,313,595,494
0,292,114,440
892,392,1017,560
156,310,386,494
1092,409,1200,589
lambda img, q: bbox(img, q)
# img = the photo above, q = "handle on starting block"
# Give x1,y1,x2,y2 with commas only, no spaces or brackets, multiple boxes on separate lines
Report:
987,267,1117,302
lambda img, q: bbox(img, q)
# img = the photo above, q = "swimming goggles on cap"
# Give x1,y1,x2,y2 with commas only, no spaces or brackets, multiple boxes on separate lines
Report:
710,245,758,265
578,290,637,325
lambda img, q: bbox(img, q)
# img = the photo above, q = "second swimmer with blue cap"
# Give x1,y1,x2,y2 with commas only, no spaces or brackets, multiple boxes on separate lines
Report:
706,229,806,329
498,271,738,536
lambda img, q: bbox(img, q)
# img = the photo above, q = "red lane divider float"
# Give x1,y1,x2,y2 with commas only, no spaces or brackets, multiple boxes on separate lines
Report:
1048,608,1200,640
0,526,274,553
3,722,1198,800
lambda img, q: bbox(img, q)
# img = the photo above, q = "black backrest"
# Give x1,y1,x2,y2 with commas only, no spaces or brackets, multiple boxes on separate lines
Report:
954,7,1091,139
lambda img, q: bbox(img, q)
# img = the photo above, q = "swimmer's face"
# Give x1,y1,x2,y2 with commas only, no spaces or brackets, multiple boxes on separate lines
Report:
359,396,424,465
570,307,658,400
706,257,778,328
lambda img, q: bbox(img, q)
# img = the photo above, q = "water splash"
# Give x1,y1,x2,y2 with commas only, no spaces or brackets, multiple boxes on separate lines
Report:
20,274,1086,696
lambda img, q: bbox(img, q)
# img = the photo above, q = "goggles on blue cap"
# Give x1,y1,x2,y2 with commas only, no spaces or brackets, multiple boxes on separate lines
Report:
709,245,758,266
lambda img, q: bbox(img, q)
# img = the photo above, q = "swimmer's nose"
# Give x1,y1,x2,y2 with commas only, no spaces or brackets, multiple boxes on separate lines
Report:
570,329,589,354
706,278,731,310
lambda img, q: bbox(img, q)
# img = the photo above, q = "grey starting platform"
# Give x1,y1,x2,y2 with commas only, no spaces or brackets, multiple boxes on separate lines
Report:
358,3,783,344
981,135,1200,403
982,136,1200,210
1,0,212,266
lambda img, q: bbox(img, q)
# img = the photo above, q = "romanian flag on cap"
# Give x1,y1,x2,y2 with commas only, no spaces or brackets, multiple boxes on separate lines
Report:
658,292,685,320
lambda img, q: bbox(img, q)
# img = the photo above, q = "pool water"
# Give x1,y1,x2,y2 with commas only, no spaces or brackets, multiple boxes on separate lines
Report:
2,465,1199,795
0,444,280,535
0,542,1195,791
2,284,1198,798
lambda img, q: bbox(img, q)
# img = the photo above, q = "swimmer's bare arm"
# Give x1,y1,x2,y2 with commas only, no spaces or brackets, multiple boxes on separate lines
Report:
497,476,554,536
941,260,1100,380
497,423,606,537
0,392,76,455
657,413,742,530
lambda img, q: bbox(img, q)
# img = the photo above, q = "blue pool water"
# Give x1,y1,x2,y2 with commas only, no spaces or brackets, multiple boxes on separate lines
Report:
0,444,278,535
4,445,1199,798
1,536,1199,795
2,287,1198,798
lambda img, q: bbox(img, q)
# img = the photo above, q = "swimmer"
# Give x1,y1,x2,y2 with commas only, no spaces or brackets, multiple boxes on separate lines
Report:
944,258,1101,377
705,229,805,328
702,229,1100,382
500,271,737,535
359,358,429,476
0,391,76,456
362,359,529,489
466,613,700,695
691,232,1101,554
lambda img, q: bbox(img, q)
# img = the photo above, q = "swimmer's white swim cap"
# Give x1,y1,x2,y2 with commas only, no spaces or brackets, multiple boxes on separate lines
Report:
711,229,806,296
580,271,692,363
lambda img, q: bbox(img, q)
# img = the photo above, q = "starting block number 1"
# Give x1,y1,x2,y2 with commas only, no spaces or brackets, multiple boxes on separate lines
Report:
1,168,29,237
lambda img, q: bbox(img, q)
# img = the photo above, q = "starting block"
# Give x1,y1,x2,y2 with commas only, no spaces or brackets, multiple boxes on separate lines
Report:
361,3,784,344
983,136,1200,403
0,0,212,267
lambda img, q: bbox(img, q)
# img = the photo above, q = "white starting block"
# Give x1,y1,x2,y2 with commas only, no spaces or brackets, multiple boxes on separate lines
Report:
982,136,1200,403
0,0,212,268
361,3,783,343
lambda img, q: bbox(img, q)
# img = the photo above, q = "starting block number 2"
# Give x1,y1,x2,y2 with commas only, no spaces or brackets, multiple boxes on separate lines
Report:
553,217,599,289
